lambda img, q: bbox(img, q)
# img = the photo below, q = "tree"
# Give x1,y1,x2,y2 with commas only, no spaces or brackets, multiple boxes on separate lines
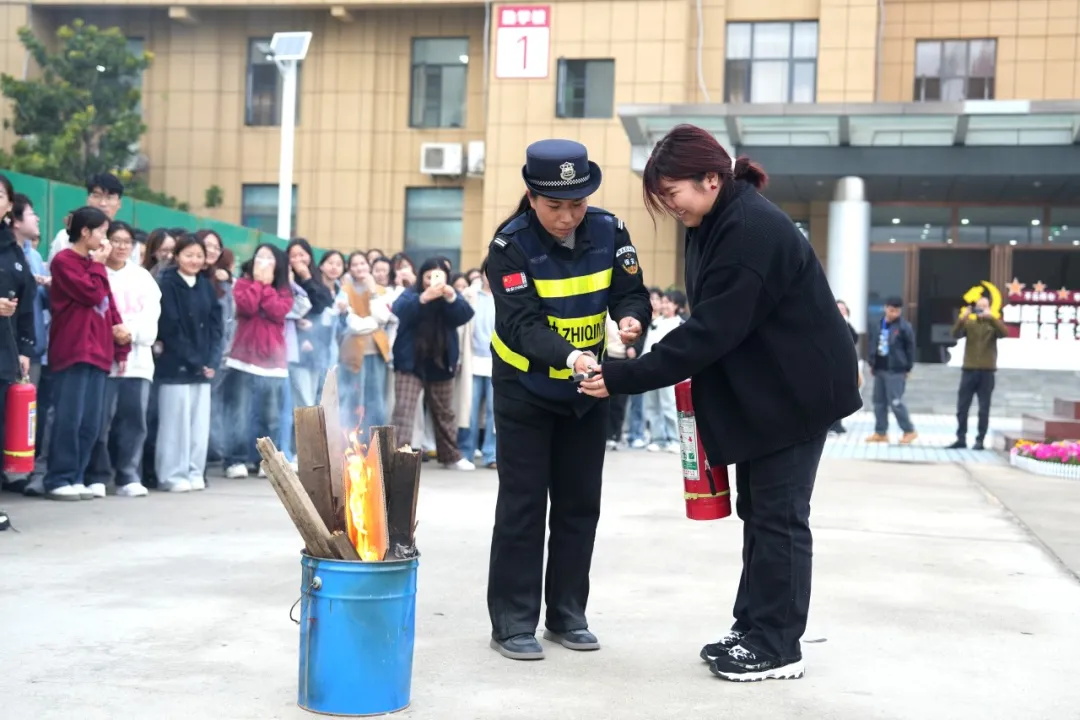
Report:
0,20,188,210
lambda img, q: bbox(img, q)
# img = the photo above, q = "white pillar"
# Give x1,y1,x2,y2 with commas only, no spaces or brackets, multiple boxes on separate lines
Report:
826,176,870,335
276,59,298,239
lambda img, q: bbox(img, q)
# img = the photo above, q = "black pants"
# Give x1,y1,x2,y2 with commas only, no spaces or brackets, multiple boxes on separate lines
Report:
956,369,995,443
731,432,826,661
487,393,608,640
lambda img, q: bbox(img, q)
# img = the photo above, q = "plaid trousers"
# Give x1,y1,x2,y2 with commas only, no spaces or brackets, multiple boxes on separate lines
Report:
391,372,462,464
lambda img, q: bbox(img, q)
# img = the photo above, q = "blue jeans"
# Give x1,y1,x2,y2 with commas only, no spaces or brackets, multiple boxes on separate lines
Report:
224,370,286,468
627,394,645,443
460,375,496,465
44,363,107,491
338,355,388,439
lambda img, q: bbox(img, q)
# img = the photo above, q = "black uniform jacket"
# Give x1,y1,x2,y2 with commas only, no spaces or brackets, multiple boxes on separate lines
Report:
0,224,37,382
486,207,652,417
602,181,862,465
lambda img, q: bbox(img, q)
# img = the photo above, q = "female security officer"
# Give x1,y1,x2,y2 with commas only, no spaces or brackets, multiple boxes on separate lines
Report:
485,139,651,661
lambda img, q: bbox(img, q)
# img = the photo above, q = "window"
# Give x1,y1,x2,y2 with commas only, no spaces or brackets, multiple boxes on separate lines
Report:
556,59,615,118
914,39,995,102
410,38,469,128
725,22,817,103
241,184,298,236
246,37,303,126
404,188,464,269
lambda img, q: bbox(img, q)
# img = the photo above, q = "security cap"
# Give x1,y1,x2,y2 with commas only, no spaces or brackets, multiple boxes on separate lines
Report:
521,139,603,200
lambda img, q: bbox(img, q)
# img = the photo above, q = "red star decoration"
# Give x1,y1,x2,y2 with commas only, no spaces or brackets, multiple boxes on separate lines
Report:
1006,278,1025,296
1059,287,1072,301
1033,281,1047,294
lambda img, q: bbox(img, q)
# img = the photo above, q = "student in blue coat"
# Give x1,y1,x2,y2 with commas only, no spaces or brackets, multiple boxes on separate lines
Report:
389,255,474,469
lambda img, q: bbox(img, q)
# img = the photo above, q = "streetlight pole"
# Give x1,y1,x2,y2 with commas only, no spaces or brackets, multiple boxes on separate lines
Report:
276,57,298,239
266,31,312,240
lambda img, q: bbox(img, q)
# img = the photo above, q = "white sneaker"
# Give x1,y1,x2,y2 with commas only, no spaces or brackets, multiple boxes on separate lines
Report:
444,458,475,471
189,476,207,491
646,443,661,452
225,464,249,479
71,483,93,500
88,482,107,498
664,442,681,454
47,485,82,501
289,461,298,473
473,449,482,459
116,483,149,498
606,440,618,451
630,439,647,449
160,480,192,493
258,465,267,478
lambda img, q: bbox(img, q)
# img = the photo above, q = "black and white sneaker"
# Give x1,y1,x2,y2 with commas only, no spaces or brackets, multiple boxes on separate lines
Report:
699,629,746,662
709,644,805,682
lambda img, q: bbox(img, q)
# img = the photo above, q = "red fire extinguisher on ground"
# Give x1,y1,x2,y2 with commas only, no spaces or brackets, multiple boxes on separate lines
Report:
675,379,731,521
4,376,36,475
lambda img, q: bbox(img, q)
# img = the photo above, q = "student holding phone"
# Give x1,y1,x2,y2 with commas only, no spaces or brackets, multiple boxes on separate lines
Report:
389,256,474,469
483,139,651,661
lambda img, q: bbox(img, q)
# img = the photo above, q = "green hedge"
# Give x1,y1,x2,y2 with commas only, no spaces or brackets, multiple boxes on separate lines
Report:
1,169,324,262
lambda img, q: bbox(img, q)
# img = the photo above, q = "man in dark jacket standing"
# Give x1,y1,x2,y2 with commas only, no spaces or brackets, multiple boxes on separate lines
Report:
580,124,860,682
947,296,1006,450
866,297,917,445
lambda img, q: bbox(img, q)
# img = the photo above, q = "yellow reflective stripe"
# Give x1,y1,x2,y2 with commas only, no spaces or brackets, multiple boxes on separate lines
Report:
549,367,572,379
547,311,607,349
491,332,529,371
534,268,612,298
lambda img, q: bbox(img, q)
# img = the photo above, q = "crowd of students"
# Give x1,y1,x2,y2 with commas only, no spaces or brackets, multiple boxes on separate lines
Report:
0,171,689,516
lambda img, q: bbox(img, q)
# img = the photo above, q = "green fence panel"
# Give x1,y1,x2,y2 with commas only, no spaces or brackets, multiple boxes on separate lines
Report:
2,168,286,262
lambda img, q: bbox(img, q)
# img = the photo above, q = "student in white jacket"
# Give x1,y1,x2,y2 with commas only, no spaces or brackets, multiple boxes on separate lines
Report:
85,221,162,497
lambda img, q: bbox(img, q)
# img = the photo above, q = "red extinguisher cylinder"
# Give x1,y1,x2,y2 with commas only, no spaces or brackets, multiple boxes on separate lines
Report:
675,380,732,521
4,381,36,475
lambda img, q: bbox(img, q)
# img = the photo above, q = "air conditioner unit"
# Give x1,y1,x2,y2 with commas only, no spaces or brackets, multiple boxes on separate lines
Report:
420,142,464,176
466,140,486,177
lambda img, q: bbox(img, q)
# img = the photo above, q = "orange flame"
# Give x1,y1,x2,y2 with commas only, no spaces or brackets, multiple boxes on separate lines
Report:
342,429,389,562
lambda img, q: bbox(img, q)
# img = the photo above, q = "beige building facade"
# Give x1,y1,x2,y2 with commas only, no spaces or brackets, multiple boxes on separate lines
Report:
2,0,1080,300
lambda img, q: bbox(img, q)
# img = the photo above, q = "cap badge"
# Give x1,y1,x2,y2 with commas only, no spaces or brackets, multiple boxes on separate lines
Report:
559,162,576,181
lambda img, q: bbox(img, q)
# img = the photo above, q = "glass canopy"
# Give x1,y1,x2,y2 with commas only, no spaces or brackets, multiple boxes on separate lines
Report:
619,100,1080,171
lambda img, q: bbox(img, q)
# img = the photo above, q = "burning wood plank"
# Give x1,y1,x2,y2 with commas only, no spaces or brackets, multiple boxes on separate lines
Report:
318,366,345,522
293,406,338,532
342,430,390,562
256,436,359,561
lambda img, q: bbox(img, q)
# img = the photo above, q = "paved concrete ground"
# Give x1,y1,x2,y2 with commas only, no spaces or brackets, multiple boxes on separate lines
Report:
825,411,1022,464
2,452,1079,720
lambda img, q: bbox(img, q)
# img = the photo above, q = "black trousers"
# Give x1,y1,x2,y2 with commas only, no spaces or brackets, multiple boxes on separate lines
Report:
956,369,995,443
487,393,608,640
731,432,826,661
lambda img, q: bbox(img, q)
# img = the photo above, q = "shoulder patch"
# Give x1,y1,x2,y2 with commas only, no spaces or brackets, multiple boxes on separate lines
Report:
492,236,508,249
501,271,529,293
616,244,639,275
616,244,636,257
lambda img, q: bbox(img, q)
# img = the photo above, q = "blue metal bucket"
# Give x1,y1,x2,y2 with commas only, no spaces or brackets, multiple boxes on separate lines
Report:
297,553,419,716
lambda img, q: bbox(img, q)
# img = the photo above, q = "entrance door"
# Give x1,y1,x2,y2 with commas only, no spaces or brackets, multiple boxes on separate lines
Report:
916,248,992,363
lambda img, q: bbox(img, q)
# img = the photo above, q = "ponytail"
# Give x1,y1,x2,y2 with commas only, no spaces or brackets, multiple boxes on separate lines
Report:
495,192,532,235
732,156,768,190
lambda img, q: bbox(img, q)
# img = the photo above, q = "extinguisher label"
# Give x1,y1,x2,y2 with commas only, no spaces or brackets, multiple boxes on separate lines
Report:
28,401,36,448
678,414,699,480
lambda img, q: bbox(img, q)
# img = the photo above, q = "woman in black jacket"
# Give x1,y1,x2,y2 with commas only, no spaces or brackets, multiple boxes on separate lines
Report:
581,124,860,683
155,234,224,492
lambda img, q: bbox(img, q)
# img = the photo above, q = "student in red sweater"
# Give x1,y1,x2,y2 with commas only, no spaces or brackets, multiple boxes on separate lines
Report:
44,207,132,501
222,244,294,477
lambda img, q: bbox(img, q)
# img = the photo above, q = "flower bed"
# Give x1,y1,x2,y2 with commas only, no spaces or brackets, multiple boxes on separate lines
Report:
1010,440,1080,479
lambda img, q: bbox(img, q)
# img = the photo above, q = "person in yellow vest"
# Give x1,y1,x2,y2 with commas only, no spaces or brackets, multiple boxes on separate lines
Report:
485,139,651,661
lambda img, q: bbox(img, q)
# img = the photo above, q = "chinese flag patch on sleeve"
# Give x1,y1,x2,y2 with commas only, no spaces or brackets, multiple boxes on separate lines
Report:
502,272,528,293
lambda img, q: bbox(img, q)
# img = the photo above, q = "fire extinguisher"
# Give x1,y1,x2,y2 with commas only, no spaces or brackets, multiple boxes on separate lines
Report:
4,376,36,475
675,379,731,521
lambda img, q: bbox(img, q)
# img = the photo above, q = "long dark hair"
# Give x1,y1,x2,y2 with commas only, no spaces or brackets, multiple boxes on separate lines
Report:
413,255,453,370
642,123,768,221
241,243,290,290
496,192,534,235
143,228,173,271
286,237,324,287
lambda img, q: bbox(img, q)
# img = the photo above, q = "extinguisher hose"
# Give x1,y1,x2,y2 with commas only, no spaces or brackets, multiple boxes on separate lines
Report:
4,290,26,383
